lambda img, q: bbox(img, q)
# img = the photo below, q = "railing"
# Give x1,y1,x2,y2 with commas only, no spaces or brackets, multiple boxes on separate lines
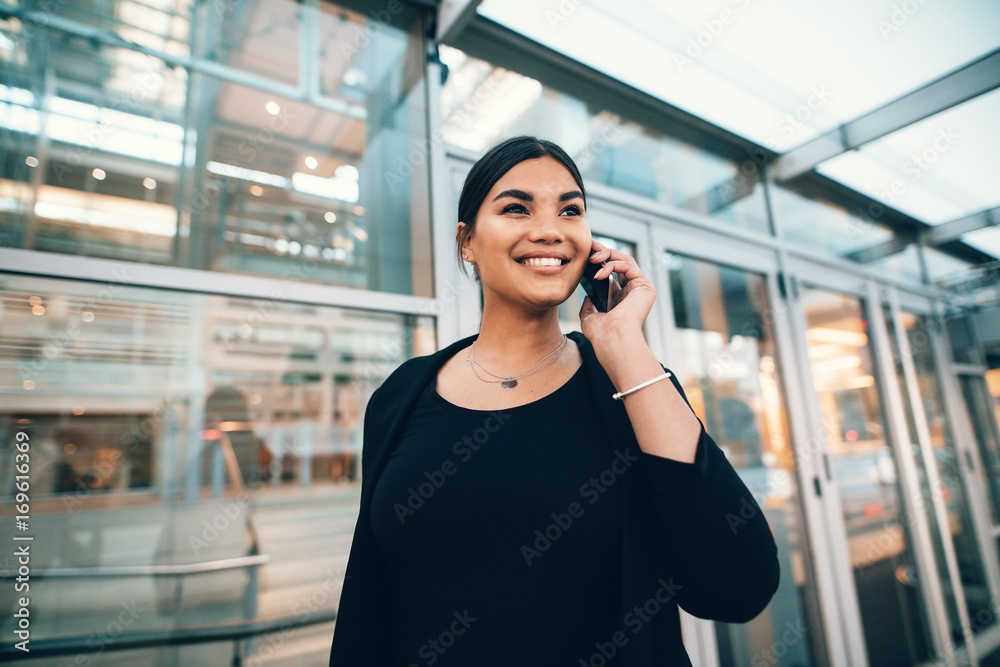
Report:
0,607,337,664
0,554,338,665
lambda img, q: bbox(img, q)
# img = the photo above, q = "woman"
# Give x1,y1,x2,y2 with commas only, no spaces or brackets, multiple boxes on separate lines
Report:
328,136,779,666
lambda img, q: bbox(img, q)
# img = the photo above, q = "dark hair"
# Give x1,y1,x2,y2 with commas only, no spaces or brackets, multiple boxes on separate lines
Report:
456,136,587,280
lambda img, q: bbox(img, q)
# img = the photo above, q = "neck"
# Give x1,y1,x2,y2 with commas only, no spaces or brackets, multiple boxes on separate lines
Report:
473,298,566,369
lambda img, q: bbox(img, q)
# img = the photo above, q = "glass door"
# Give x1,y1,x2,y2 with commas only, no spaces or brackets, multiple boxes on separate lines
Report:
663,253,824,666
798,287,937,665
883,296,991,656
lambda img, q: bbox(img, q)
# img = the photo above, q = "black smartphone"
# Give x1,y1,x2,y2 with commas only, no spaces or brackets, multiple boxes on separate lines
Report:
580,253,613,312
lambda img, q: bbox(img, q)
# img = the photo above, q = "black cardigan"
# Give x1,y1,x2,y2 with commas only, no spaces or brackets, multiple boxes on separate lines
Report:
328,330,780,666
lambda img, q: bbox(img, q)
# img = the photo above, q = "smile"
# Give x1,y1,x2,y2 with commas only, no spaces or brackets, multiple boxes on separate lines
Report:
518,257,567,267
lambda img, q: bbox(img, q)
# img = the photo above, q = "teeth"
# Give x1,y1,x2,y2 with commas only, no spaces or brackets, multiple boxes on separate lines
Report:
520,257,562,267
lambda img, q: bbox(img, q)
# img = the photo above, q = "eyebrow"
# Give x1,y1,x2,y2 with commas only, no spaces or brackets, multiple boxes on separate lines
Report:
492,189,584,203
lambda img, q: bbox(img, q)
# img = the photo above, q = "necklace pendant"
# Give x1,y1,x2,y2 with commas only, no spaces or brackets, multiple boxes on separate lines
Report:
500,378,518,390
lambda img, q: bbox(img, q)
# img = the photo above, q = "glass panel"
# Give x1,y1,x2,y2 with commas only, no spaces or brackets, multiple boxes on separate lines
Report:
0,3,431,296
886,309,993,642
771,184,895,258
801,287,933,664
0,273,435,499
438,46,770,234
868,245,924,284
478,0,1000,153
667,255,822,666
817,89,1000,226
962,226,1000,260
923,247,973,284
16,0,194,57
0,272,435,650
213,0,301,85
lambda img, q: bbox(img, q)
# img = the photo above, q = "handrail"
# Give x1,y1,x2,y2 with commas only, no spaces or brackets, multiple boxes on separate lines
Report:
0,554,270,580
0,608,337,660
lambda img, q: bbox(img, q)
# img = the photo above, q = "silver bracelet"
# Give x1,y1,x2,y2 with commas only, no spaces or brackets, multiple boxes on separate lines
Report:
611,371,672,401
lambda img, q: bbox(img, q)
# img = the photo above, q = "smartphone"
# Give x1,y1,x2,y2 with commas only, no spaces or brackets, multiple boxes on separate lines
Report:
580,253,614,312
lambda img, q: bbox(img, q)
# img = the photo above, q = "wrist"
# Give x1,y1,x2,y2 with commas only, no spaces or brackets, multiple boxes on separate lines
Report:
592,332,663,391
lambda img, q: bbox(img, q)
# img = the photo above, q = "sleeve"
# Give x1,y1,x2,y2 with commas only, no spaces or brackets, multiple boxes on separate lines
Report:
637,369,780,623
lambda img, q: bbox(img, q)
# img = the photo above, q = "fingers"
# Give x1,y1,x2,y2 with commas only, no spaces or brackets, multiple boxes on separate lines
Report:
594,258,641,282
579,295,597,322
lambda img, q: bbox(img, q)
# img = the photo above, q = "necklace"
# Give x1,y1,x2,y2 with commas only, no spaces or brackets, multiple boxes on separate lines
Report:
467,335,569,390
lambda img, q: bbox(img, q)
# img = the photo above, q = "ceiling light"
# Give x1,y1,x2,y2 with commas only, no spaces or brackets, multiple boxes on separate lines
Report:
143,177,156,189
25,156,39,167
249,185,263,196
324,211,337,223
92,168,106,180
305,156,319,169
265,100,281,115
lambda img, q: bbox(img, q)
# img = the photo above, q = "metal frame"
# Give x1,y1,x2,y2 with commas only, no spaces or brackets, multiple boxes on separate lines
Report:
886,286,979,662
0,1,367,119
435,0,484,43
867,280,957,664
771,48,1000,182
926,206,1000,247
0,247,437,316
647,221,852,666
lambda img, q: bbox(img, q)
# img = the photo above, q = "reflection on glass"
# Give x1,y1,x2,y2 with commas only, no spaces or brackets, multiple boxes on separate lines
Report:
667,255,821,666
802,288,932,664
0,273,435,653
0,2,430,296
771,185,894,259
0,273,435,501
438,46,770,234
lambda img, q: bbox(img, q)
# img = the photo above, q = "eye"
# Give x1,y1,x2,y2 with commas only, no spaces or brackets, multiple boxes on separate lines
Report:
501,203,528,214
560,205,582,216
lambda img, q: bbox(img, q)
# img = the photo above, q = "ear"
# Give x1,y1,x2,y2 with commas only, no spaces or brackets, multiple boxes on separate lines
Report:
457,222,475,262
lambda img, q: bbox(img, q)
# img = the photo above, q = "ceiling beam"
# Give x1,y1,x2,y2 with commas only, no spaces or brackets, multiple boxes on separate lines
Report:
772,48,1000,182
842,234,914,264
924,206,1000,246
436,0,484,44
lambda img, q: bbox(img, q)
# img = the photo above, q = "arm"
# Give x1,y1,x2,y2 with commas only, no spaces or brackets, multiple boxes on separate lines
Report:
599,333,779,622
581,243,779,622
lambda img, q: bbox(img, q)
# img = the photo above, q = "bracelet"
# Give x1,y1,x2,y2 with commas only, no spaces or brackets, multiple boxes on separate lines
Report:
611,371,672,401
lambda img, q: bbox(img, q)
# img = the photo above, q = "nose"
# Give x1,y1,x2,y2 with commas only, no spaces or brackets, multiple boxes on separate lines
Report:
526,215,564,244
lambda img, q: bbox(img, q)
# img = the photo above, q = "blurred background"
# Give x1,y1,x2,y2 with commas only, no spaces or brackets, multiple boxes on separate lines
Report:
1,0,999,664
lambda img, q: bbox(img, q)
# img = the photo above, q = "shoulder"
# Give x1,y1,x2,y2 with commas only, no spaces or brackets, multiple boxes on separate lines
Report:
367,333,477,410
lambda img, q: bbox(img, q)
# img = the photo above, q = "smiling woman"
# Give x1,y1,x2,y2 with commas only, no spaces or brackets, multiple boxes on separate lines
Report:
328,136,780,667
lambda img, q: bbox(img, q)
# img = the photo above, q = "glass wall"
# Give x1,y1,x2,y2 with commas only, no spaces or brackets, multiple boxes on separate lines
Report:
666,255,822,666
770,185,895,261
438,46,770,235
0,0,431,296
0,272,434,657
0,273,435,501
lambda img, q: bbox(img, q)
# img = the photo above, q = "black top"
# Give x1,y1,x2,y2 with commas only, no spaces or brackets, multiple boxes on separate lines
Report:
329,331,780,667
370,364,624,666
